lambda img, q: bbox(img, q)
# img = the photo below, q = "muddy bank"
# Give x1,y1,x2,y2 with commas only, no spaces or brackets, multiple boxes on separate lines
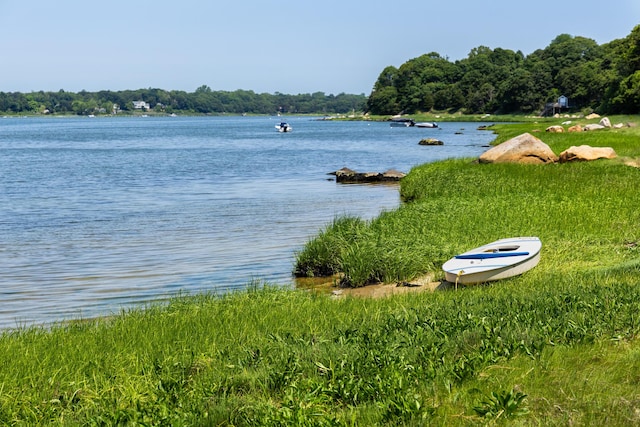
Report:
296,273,453,299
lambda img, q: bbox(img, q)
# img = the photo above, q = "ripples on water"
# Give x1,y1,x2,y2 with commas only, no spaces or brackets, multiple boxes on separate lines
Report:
0,116,494,328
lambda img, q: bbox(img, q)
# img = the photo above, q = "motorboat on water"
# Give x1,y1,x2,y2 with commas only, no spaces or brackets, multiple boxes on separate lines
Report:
389,118,415,127
442,237,542,285
415,122,438,128
275,122,292,132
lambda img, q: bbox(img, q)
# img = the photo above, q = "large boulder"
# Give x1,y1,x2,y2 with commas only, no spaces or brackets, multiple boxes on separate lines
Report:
332,167,357,179
546,125,564,133
479,132,558,164
559,145,617,163
584,123,606,131
599,117,612,128
419,138,444,145
381,169,406,180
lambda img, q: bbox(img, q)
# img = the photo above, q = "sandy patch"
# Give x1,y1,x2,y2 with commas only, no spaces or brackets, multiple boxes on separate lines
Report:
328,274,454,299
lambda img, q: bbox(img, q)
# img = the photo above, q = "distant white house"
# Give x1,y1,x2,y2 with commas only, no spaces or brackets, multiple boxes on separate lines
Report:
132,100,151,110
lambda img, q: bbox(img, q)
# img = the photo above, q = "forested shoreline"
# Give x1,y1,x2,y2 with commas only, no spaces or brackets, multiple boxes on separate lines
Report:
367,26,640,116
0,87,367,116
3,26,639,117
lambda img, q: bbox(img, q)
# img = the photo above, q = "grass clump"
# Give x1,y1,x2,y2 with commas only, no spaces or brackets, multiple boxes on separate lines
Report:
293,215,367,278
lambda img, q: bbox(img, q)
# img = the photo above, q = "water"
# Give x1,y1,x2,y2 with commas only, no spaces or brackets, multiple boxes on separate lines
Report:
0,115,494,328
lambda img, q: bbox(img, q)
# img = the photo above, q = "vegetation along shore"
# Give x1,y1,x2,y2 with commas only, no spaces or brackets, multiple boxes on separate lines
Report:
3,25,640,119
1,115,639,425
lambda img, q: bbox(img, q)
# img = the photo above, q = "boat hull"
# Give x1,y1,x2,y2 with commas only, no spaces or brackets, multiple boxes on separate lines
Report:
415,122,438,128
275,124,292,132
442,237,541,284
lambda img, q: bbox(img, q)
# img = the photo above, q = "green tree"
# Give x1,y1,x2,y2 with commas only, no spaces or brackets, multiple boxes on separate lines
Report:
610,71,640,112
372,66,399,90
393,53,459,113
498,68,539,113
466,82,498,114
433,85,465,111
195,85,212,93
602,25,640,113
367,86,399,115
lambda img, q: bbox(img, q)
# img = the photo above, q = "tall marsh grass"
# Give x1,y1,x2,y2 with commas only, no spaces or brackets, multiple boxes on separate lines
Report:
296,157,640,287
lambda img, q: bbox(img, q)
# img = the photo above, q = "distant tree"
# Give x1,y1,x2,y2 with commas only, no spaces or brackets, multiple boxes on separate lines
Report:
556,61,608,109
372,66,399,90
364,28,640,115
603,25,640,113
195,85,212,93
433,85,465,111
367,86,399,115
393,53,459,113
497,68,540,113
531,34,602,96
610,71,640,112
466,83,498,114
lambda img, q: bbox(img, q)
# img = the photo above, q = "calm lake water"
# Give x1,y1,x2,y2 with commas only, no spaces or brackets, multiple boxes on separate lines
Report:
0,116,494,328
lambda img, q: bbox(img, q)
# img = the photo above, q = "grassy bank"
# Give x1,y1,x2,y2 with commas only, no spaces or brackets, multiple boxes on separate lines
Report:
295,116,640,287
2,117,640,425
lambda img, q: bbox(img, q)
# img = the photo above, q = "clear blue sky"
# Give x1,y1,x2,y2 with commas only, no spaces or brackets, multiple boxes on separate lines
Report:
1,0,638,95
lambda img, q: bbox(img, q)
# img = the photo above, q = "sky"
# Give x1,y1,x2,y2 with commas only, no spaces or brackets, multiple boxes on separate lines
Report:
1,1,639,96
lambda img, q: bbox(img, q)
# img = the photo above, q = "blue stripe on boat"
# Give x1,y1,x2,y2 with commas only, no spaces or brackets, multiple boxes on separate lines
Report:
455,252,530,260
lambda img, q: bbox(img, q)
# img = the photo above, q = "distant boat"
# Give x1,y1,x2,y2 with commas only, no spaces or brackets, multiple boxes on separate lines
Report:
275,122,292,132
415,122,438,128
390,121,412,127
390,118,415,127
442,237,541,285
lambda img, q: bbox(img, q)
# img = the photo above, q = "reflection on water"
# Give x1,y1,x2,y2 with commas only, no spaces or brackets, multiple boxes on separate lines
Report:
0,116,494,328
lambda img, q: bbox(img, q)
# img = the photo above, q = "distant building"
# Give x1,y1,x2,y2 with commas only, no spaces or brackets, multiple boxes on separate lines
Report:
558,95,569,108
132,100,150,110
541,95,569,116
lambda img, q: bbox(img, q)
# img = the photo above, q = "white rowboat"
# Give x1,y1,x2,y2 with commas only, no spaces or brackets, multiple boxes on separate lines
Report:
442,237,541,284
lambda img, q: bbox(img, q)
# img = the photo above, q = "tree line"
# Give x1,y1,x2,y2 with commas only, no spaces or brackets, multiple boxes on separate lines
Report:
0,86,367,116
366,25,640,116
4,26,638,117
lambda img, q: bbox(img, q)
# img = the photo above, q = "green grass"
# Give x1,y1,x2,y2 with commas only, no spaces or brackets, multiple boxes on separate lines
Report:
3,272,640,425
2,115,640,425
298,159,640,286
296,116,640,287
